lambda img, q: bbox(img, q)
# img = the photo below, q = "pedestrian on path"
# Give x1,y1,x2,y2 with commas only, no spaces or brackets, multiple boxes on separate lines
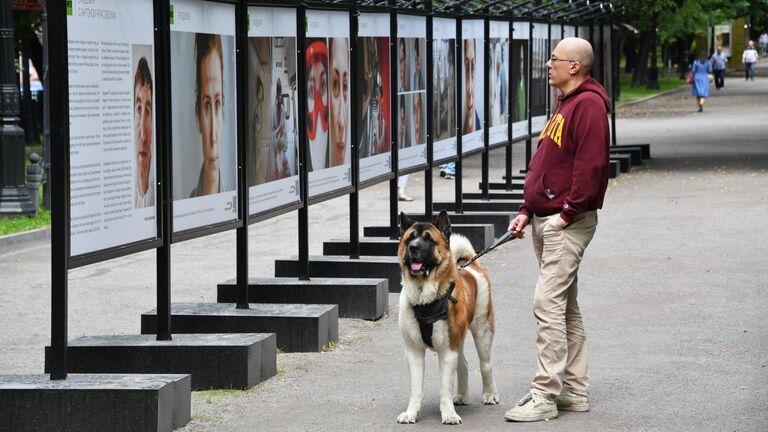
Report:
710,47,728,90
742,40,759,81
691,51,713,112
758,31,768,56
504,37,610,423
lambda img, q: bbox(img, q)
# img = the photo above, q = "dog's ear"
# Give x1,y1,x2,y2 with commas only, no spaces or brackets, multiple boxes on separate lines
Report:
435,209,451,241
400,212,416,235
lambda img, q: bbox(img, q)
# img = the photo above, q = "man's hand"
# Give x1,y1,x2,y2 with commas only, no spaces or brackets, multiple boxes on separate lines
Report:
507,214,529,239
554,216,568,229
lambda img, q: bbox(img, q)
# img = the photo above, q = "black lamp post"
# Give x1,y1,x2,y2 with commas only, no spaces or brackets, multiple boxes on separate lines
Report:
0,0,35,215
646,10,660,89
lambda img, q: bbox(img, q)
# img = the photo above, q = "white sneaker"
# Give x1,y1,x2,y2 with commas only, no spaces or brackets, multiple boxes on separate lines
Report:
504,392,558,422
556,388,590,412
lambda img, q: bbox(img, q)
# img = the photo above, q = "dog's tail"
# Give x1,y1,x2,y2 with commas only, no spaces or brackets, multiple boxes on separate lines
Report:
450,234,476,263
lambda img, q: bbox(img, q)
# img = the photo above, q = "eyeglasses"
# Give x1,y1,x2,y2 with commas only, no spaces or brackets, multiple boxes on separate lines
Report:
550,55,578,63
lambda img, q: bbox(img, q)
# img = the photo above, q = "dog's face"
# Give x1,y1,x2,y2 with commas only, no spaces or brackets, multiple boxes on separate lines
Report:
398,210,452,278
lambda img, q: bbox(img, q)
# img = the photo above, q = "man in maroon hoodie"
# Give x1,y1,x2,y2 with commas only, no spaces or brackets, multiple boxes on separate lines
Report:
505,37,610,422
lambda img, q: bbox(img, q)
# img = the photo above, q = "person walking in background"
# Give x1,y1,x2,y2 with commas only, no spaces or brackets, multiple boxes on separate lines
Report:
710,47,728,90
742,40,758,81
691,51,712,112
758,31,768,56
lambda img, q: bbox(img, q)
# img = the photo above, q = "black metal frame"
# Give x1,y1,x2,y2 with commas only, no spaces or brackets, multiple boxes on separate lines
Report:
168,0,245,245
245,1,305,224
429,10,460,168
355,3,397,191
393,8,431,177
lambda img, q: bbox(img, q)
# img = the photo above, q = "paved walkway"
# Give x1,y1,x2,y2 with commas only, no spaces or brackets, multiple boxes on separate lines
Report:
1,77,766,431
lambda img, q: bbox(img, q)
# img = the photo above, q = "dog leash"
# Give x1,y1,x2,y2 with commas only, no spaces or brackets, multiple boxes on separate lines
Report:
458,230,517,269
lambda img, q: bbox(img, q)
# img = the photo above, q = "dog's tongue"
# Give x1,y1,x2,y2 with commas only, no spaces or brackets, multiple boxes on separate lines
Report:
410,262,423,272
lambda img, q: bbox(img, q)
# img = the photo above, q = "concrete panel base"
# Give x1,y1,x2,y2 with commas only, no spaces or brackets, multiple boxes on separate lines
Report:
362,220,495,251
611,153,632,172
610,147,643,165
0,374,190,432
43,334,275,390
610,160,620,178
217,277,388,320
322,237,399,257
141,303,338,353
274,255,402,293
613,143,650,159
483,178,525,190
433,199,522,213
406,211,514,238
463,191,524,200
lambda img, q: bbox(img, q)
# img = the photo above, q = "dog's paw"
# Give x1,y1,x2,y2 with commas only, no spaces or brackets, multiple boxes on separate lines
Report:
483,392,499,405
441,411,463,425
453,394,468,406
397,411,418,424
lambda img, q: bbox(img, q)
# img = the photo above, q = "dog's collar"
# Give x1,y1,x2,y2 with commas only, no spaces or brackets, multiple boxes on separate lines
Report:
412,282,458,348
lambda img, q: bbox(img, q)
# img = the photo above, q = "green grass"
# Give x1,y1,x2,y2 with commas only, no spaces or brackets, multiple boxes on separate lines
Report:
618,74,686,104
0,188,50,236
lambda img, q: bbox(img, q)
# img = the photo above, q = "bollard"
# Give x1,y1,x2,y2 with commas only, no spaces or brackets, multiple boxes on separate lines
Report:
26,153,42,216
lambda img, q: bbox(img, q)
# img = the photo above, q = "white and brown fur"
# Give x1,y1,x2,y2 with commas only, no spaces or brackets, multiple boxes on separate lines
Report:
396,210,498,425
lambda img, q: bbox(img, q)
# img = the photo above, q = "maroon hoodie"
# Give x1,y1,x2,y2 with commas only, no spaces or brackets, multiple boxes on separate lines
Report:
519,76,610,224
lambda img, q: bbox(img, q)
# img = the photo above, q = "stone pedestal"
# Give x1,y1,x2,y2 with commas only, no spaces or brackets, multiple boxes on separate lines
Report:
0,374,191,432
141,303,338,353
217,277,388,320
44,333,276,390
274,255,403,293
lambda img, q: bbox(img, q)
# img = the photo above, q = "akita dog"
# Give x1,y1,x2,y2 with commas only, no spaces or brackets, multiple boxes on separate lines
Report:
397,210,498,425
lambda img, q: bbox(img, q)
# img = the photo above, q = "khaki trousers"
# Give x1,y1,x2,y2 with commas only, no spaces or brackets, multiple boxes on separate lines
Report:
530,210,597,398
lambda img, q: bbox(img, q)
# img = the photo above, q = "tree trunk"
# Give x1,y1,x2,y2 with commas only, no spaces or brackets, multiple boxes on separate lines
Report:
631,30,652,87
624,34,637,73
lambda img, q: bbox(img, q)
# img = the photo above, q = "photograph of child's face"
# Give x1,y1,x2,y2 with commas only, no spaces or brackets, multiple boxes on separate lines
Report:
329,37,349,167
305,39,329,171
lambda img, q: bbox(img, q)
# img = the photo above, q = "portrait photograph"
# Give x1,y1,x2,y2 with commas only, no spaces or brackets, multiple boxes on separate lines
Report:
531,36,548,118
305,37,329,172
511,39,528,123
489,38,509,128
356,36,391,160
171,31,238,201
397,94,413,149
432,38,456,141
247,36,298,187
328,37,351,169
132,44,155,209
461,37,485,136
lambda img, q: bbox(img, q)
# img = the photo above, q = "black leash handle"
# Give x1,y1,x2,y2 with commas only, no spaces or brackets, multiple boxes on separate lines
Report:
457,230,517,269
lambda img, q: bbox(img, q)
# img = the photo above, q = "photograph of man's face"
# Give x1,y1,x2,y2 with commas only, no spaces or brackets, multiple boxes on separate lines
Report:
399,38,408,92
357,36,390,159
134,55,153,207
463,38,476,134
329,37,349,167
512,40,528,123
306,39,329,171
195,34,224,197
413,92,423,145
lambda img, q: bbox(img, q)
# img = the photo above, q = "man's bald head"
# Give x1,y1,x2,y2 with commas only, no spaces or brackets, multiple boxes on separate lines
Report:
557,37,594,76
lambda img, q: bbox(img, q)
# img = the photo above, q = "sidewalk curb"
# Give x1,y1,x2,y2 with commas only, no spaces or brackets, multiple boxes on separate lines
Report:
0,227,51,254
616,85,687,109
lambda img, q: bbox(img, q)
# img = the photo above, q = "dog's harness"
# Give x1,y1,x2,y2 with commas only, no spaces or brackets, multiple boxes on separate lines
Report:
412,282,458,347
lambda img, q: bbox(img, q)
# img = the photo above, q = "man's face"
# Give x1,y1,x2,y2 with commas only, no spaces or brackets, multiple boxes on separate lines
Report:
329,38,349,167
464,40,476,127
198,51,223,177
134,82,152,193
546,42,575,90
413,94,422,142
